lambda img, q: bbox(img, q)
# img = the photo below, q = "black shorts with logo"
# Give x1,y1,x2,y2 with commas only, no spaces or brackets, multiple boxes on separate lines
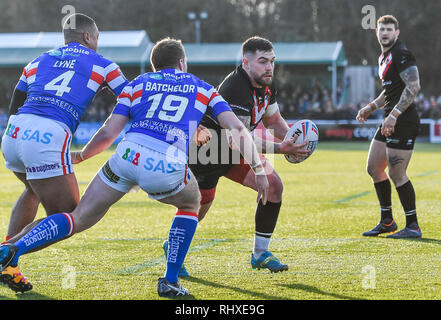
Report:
374,105,420,150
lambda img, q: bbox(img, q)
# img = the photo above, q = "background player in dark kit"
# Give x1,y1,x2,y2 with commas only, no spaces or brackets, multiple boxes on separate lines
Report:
356,15,422,239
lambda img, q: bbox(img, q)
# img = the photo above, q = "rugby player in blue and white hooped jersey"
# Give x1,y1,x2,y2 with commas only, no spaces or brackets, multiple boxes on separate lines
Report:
0,38,269,297
0,13,127,292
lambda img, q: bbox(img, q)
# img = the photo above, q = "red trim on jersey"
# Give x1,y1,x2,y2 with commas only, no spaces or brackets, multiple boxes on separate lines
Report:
106,69,120,83
131,89,143,102
196,92,209,105
90,71,105,84
183,164,188,184
209,91,219,101
60,130,70,175
118,92,132,100
26,68,37,78
380,52,393,80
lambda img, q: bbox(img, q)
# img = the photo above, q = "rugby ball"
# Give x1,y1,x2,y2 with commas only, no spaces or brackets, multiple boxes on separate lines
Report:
283,119,319,164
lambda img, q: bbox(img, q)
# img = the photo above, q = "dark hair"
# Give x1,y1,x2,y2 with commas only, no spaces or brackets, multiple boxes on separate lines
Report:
377,15,399,30
242,36,273,55
62,13,97,43
150,37,186,71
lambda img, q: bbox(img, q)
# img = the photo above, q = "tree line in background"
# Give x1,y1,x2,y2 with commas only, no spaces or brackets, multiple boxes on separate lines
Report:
0,0,439,95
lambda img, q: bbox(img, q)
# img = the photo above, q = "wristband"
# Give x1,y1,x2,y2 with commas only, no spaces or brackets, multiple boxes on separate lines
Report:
369,101,378,111
388,114,397,120
250,161,262,169
79,152,86,161
254,167,266,176
392,107,402,115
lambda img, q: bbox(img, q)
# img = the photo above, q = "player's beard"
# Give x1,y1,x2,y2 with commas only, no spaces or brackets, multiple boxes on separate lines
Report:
254,73,273,87
380,36,397,50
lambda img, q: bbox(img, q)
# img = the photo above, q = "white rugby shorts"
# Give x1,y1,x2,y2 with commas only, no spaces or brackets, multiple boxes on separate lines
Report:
98,139,191,200
1,114,73,179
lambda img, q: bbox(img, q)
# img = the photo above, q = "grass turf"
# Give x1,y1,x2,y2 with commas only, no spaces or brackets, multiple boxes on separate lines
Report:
0,141,440,300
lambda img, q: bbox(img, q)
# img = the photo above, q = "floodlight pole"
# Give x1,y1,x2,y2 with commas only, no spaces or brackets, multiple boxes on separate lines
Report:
188,11,208,44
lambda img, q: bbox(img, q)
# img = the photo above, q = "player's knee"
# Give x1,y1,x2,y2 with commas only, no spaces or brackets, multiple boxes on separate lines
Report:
200,187,216,206
179,191,200,214
198,203,211,222
388,170,407,186
366,163,380,178
267,175,283,202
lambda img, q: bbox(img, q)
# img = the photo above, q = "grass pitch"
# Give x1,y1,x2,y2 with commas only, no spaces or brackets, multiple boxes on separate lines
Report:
0,141,440,300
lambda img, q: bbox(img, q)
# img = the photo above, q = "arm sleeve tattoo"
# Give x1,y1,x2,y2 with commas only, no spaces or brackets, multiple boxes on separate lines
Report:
394,66,421,114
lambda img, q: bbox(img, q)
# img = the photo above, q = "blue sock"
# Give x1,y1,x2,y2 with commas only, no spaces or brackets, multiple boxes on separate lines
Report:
165,211,198,283
11,212,74,266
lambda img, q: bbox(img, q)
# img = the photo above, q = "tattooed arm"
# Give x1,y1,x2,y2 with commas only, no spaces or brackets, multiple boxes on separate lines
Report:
381,66,421,136
356,90,386,123
394,66,421,115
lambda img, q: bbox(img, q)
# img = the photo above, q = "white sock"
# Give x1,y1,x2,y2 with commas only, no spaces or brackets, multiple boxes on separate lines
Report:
253,235,270,259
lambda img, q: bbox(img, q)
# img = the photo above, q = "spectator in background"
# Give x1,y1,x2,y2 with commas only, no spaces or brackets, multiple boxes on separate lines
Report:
2,75,440,122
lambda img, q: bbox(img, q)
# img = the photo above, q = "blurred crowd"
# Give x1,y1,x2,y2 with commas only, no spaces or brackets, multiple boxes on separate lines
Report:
1,81,440,125
277,80,441,121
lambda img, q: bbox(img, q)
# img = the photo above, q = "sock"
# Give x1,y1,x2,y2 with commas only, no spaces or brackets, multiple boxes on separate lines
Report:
253,235,271,259
254,200,281,259
10,212,74,266
165,211,198,284
374,179,393,222
396,180,418,228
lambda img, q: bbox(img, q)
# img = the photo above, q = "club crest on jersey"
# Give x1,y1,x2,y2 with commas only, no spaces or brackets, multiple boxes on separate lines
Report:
251,87,271,125
378,52,393,81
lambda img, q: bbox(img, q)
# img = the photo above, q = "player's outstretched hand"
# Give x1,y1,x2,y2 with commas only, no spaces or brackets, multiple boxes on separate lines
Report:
280,135,310,160
193,124,212,147
71,151,84,164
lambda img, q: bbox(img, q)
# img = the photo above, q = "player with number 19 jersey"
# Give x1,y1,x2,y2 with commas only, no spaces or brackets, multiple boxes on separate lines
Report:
112,68,232,163
16,42,128,133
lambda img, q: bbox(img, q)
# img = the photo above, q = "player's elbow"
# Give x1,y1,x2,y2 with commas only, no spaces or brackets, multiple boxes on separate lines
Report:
97,126,120,146
409,81,421,96
414,82,421,94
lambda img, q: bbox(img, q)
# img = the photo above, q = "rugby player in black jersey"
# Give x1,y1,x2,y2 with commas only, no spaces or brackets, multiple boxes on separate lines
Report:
163,36,309,275
356,15,422,238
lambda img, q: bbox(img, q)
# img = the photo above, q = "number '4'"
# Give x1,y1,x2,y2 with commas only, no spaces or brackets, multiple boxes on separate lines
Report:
44,70,75,96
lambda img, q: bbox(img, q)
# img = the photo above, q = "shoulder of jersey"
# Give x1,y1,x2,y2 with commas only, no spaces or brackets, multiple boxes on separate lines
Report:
218,70,250,97
394,41,411,54
45,44,106,62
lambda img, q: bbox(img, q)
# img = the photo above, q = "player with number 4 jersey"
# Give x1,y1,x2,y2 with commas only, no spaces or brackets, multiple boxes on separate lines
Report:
15,43,126,134
0,13,127,293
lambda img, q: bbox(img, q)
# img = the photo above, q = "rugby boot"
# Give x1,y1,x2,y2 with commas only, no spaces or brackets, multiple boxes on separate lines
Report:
362,220,397,237
251,251,289,273
387,226,422,239
1,265,33,293
162,240,189,278
157,277,189,297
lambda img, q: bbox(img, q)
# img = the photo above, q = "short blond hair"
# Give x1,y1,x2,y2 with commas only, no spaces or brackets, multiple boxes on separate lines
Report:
377,15,399,30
